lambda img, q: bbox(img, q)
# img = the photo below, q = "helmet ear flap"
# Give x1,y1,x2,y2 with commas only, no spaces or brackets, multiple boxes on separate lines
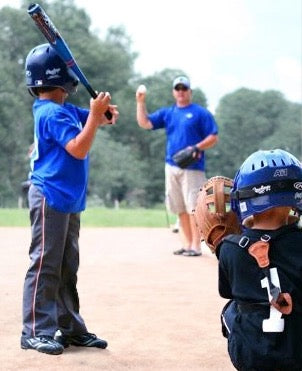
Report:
63,68,79,94
28,87,37,97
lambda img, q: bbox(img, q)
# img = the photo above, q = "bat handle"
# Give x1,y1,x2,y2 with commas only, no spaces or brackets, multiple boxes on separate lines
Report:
104,110,113,120
86,85,112,120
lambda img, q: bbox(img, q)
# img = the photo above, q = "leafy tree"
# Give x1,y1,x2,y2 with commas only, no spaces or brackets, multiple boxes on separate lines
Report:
0,0,137,205
89,130,147,206
260,101,302,158
0,1,300,208
0,5,36,205
208,88,302,179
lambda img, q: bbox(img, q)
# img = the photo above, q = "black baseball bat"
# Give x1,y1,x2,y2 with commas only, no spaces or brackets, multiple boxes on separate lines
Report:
27,3,112,120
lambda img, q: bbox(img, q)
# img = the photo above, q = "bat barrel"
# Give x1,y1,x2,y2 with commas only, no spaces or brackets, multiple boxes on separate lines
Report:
28,3,58,43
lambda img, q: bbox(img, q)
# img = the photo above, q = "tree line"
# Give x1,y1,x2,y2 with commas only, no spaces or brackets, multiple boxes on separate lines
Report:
0,0,301,208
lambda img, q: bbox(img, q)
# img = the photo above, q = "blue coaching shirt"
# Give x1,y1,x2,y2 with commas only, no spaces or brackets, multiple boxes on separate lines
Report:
148,103,218,171
30,99,89,213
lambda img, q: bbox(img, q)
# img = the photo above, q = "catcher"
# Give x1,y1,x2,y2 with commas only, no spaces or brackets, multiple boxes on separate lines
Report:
136,76,218,256
195,149,302,370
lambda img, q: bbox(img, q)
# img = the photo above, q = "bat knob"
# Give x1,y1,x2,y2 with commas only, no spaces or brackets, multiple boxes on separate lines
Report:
105,110,113,120
28,3,40,14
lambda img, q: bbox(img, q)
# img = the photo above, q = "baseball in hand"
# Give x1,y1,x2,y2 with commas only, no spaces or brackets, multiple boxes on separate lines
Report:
137,84,147,94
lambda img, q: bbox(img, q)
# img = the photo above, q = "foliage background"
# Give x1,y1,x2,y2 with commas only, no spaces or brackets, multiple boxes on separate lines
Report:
0,0,301,208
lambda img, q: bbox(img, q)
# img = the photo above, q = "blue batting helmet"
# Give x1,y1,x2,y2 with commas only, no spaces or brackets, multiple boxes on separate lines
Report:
231,149,302,222
25,43,79,96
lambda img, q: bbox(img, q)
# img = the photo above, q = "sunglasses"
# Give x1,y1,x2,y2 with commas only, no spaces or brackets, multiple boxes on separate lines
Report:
174,85,189,91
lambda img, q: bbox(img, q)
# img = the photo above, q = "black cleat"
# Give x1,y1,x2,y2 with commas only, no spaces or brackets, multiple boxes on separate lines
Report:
21,335,64,355
55,332,108,349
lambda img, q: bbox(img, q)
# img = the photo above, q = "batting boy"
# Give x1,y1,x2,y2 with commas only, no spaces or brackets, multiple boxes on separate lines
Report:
21,43,118,355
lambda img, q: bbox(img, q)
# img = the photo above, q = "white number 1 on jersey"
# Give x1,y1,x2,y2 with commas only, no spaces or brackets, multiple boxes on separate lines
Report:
261,267,284,333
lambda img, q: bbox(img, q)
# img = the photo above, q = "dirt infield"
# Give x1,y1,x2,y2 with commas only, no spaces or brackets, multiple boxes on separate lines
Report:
0,227,234,370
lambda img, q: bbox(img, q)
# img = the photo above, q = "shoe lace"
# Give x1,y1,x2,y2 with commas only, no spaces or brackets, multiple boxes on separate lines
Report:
39,335,57,343
84,332,97,339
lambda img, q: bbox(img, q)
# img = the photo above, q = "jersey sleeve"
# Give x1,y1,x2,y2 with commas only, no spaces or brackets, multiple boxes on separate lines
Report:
148,107,170,130
73,105,89,125
201,109,218,137
46,106,83,148
218,244,233,299
64,103,89,126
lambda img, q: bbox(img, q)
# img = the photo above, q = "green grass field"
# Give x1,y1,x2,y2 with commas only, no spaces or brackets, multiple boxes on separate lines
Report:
0,208,177,227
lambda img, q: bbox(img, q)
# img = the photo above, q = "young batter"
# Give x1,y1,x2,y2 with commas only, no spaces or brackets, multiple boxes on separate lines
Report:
21,43,118,355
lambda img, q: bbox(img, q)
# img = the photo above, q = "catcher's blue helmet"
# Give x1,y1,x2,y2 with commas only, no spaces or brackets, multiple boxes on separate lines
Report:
25,43,78,96
231,149,302,222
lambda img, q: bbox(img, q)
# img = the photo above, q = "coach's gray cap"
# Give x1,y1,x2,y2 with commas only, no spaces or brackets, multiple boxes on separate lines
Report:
173,76,190,89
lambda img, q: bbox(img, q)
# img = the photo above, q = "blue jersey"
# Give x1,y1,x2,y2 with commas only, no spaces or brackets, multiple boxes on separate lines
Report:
30,99,89,213
148,103,218,171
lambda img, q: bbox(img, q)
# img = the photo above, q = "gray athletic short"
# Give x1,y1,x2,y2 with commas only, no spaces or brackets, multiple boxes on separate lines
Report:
165,163,207,214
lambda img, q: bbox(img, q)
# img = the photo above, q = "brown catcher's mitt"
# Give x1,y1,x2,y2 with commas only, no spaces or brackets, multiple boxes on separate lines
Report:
194,176,241,253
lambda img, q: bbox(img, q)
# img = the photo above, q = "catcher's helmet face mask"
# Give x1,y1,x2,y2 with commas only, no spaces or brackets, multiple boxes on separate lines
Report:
231,149,302,223
25,43,79,96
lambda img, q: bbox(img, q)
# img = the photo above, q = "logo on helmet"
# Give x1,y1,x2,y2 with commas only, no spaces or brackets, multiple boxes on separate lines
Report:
46,68,61,80
239,202,247,212
294,192,302,200
252,185,271,194
273,169,288,177
294,182,302,190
